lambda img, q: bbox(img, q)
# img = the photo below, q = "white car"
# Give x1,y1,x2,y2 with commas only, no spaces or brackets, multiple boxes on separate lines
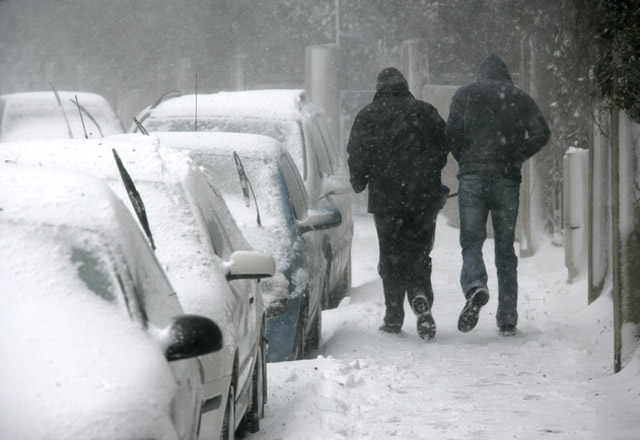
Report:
145,132,342,362
0,136,275,439
134,89,353,309
0,164,222,440
0,91,125,142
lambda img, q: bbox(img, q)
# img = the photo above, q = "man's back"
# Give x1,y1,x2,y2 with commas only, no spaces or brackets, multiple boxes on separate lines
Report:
347,67,448,213
446,54,550,181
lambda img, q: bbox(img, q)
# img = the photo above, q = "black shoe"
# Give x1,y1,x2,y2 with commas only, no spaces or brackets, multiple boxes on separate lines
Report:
499,324,517,337
379,323,402,334
412,294,436,340
457,287,490,333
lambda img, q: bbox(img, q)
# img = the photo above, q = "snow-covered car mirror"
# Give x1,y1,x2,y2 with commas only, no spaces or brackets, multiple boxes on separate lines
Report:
224,250,276,281
320,175,353,199
162,314,223,362
295,206,342,235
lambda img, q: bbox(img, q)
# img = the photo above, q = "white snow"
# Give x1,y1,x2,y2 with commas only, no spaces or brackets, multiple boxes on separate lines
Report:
249,214,640,440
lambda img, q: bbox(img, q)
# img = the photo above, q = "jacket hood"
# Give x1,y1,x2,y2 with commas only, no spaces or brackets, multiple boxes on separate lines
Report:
375,67,410,95
475,54,513,83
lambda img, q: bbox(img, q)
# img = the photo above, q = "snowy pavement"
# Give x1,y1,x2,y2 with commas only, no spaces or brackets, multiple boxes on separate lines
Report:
247,214,640,440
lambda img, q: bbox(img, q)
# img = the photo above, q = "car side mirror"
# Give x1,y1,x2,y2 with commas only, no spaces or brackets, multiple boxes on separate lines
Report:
163,315,223,362
224,250,276,281
320,175,353,199
296,206,342,235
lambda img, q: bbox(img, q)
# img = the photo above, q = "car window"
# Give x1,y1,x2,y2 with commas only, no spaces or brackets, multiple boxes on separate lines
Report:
115,203,184,329
279,154,309,220
72,247,118,303
189,179,236,260
311,119,334,176
316,117,344,170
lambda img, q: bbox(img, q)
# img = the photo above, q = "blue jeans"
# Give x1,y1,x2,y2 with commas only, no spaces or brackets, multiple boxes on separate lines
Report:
458,175,520,327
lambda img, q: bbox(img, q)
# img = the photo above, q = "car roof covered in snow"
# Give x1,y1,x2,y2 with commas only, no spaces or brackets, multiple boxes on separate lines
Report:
0,163,132,236
148,89,309,121
0,135,184,182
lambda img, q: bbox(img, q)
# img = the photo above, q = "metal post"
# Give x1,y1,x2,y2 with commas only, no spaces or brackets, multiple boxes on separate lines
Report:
610,106,621,373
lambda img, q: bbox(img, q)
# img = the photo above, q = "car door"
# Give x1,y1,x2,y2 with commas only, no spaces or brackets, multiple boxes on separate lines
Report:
278,153,325,330
307,115,354,294
188,175,259,393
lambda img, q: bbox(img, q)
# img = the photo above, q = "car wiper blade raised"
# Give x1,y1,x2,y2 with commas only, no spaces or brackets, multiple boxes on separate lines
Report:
233,151,261,227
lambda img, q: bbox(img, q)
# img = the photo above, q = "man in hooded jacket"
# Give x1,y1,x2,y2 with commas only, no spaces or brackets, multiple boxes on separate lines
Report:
347,67,448,340
446,54,550,337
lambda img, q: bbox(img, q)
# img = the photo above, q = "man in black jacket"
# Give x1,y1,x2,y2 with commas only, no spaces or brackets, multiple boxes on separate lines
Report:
446,54,550,337
347,67,448,340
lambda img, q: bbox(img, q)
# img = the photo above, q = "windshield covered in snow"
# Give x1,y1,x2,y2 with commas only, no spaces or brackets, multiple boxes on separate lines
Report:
2,221,126,313
0,93,124,141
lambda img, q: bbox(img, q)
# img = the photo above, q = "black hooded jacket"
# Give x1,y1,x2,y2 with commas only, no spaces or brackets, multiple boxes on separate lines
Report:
446,54,550,182
347,67,448,213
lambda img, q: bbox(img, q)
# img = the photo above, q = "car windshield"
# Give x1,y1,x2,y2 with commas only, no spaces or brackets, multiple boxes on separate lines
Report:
71,246,118,303
190,151,294,267
191,151,287,229
0,95,123,141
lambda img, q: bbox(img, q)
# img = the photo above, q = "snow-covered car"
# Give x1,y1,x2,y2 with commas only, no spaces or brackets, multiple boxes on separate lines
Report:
134,89,354,309
0,90,125,142
0,164,222,440
145,131,342,362
0,137,276,439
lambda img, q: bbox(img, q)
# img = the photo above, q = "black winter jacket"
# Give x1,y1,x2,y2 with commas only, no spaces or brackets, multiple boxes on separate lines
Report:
347,68,448,214
446,54,550,182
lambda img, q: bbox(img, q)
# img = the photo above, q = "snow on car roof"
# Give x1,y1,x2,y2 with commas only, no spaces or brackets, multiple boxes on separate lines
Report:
2,91,116,111
0,163,130,236
151,89,307,120
0,136,172,181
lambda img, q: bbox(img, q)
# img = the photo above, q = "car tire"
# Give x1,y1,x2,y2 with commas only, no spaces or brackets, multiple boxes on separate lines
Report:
293,298,307,360
240,341,265,434
328,258,351,309
321,260,331,310
220,384,235,440
305,302,322,352
306,275,324,352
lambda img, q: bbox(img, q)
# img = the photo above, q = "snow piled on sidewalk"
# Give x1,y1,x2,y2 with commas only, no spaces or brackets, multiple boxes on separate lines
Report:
249,214,640,440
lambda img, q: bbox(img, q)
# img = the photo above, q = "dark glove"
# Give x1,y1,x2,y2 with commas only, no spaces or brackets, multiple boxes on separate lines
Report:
438,184,450,210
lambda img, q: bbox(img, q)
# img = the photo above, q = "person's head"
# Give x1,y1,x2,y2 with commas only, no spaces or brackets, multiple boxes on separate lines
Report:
376,67,409,93
475,54,513,83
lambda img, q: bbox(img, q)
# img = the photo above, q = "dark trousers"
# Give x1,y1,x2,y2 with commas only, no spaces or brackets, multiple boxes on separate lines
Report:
374,209,438,327
458,175,520,327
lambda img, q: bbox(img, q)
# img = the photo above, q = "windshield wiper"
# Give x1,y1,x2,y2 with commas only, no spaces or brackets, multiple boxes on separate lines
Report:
132,117,149,135
112,148,155,249
50,82,73,138
233,151,261,227
71,97,104,138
